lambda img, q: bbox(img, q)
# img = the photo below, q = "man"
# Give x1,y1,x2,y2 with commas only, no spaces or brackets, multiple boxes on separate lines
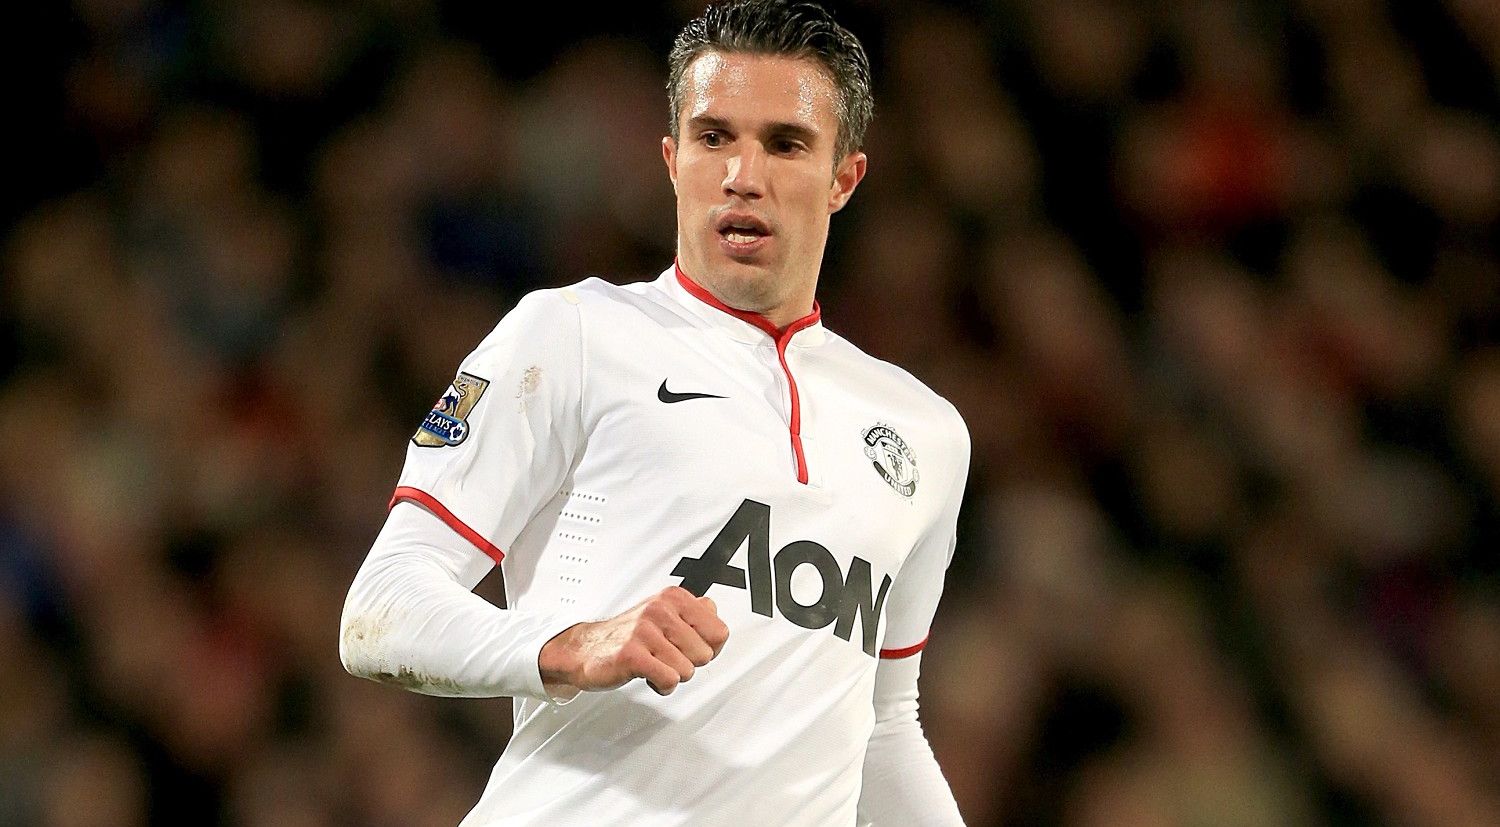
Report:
340,1,969,824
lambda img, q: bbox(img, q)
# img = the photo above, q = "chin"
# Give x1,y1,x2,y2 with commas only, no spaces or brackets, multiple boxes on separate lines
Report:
718,254,773,275
708,264,779,311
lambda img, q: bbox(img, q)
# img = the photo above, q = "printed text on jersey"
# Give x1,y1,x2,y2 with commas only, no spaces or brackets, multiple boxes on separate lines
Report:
671,499,893,657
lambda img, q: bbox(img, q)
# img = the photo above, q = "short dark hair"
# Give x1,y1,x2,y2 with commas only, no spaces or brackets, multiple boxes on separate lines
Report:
667,0,874,161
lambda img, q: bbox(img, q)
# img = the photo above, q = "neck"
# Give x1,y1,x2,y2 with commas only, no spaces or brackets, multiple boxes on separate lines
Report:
759,298,816,331
674,261,821,336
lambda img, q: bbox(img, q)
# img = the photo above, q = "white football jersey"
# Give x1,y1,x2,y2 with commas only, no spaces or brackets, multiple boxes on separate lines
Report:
392,266,970,826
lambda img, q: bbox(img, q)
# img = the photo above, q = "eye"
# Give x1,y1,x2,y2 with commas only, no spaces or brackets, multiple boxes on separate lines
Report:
702,131,724,148
772,138,806,156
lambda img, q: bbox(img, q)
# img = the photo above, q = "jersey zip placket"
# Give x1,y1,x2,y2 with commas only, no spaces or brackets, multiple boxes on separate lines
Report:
675,265,818,485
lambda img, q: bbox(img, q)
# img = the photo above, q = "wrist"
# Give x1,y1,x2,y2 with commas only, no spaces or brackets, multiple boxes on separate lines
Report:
538,623,585,699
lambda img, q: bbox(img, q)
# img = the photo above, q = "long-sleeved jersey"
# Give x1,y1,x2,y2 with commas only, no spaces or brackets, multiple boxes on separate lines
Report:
341,265,970,826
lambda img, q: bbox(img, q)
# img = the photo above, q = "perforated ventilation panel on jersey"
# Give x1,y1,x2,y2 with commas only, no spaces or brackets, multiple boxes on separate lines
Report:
553,489,606,606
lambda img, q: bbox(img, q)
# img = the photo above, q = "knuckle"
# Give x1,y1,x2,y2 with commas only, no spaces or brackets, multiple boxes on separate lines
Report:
621,645,650,672
630,617,660,641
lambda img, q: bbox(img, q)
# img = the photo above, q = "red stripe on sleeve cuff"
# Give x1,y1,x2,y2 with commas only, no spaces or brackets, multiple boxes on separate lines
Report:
389,486,505,563
879,635,929,659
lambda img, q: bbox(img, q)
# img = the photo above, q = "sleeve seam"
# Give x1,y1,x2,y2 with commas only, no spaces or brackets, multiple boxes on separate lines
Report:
573,289,587,452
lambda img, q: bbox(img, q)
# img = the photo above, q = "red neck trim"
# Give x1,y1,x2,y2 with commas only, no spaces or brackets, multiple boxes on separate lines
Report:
674,261,821,344
674,261,816,485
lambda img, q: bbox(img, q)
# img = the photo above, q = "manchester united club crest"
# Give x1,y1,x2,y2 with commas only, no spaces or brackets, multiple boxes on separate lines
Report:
862,424,918,498
413,372,490,447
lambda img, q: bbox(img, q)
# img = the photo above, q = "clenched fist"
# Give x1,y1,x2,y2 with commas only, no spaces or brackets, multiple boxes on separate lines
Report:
539,586,730,697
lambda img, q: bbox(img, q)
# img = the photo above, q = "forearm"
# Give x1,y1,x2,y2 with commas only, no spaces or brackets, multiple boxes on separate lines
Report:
858,655,964,826
339,502,574,700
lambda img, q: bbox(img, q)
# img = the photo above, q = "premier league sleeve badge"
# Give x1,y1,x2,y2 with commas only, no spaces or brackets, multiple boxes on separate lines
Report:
412,372,491,447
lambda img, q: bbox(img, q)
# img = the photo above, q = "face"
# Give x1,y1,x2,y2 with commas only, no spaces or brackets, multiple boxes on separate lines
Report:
663,51,867,327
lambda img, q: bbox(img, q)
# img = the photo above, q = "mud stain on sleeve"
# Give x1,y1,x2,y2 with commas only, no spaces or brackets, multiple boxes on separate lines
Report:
368,666,465,694
341,612,390,659
344,612,465,694
516,365,542,412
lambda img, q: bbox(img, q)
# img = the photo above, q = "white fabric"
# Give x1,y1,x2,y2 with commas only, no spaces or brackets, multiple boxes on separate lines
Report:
341,267,970,826
858,655,966,825
340,501,575,701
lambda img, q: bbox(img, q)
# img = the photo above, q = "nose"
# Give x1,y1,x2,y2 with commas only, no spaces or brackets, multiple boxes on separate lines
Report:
722,144,767,199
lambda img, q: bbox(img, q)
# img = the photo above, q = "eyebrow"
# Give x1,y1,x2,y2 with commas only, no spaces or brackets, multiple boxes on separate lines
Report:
686,115,732,133
686,115,821,145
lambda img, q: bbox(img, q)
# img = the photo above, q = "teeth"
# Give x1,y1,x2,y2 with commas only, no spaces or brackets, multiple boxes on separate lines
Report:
726,232,759,244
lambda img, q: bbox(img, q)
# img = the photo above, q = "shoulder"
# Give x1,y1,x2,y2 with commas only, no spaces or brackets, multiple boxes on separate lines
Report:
521,275,687,330
466,276,684,373
507,276,626,315
478,277,652,338
458,282,594,373
558,276,662,312
821,331,970,451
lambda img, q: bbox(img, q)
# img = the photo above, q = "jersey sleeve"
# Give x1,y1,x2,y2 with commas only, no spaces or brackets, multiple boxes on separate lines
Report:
391,288,585,560
879,406,969,659
340,500,579,701
857,654,965,825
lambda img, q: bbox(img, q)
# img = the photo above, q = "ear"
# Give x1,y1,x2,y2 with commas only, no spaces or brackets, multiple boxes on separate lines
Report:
663,136,679,193
827,151,867,214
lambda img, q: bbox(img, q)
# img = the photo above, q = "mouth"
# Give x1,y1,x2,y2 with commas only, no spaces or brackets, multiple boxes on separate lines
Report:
715,212,772,247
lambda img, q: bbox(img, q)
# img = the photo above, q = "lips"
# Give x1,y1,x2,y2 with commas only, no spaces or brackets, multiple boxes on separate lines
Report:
715,211,772,244
713,211,773,259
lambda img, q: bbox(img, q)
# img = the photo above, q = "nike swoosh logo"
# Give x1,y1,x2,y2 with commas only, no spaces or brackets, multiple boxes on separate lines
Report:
658,380,727,404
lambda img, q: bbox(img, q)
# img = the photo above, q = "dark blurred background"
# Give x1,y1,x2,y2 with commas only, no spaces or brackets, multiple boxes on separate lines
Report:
4,0,1500,824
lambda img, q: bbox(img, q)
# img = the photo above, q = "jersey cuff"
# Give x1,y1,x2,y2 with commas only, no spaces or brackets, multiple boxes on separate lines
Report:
879,635,929,659
389,486,505,563
515,611,584,705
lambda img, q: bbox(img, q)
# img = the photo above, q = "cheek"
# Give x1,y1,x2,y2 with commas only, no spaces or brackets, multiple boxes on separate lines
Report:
677,154,719,191
789,176,836,220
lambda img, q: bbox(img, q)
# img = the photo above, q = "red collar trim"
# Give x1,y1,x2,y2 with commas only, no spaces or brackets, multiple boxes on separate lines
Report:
674,261,821,344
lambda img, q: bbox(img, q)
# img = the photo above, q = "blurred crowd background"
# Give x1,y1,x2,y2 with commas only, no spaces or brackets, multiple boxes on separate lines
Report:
4,0,1500,824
